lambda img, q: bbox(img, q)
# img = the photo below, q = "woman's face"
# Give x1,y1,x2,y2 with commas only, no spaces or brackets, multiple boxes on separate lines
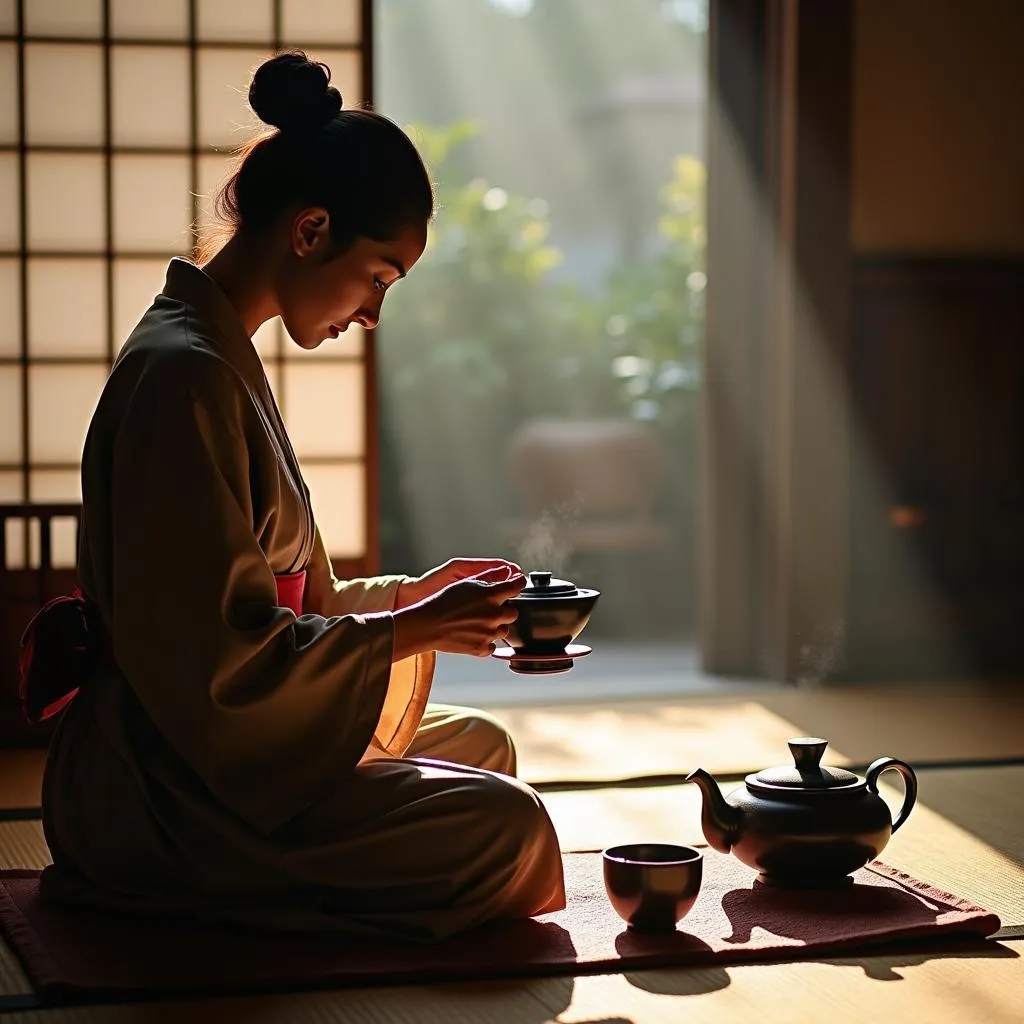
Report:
278,209,427,350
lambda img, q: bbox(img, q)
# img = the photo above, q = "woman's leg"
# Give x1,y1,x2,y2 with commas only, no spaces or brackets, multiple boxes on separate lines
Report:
275,756,565,939
404,704,517,775
43,701,562,941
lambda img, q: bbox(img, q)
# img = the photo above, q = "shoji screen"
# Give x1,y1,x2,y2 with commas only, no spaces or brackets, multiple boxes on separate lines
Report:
1,0,372,572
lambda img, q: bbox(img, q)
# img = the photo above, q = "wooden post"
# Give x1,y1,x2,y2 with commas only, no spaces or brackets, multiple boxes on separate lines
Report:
700,0,771,676
702,0,853,682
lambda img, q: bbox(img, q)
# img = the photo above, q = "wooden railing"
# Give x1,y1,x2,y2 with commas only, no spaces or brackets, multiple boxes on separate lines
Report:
0,502,82,747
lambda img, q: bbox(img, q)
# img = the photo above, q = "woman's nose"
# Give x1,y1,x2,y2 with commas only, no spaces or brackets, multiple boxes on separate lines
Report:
353,294,384,330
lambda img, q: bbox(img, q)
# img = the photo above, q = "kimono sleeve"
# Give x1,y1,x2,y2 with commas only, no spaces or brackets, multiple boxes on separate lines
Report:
304,526,434,757
303,524,409,617
109,350,394,832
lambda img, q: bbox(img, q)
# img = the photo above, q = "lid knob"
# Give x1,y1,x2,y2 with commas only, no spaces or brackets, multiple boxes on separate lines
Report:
788,737,828,770
529,571,553,588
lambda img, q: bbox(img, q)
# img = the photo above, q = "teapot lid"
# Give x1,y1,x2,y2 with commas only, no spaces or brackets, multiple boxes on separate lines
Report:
751,738,860,791
517,570,579,598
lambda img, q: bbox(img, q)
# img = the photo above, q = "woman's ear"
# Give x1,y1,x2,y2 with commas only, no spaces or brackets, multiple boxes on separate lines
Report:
292,207,331,257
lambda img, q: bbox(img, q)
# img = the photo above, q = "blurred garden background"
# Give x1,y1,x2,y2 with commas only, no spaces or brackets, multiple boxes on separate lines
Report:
375,0,708,644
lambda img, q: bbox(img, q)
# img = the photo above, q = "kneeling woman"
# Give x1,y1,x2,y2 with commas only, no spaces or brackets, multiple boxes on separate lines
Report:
31,52,565,941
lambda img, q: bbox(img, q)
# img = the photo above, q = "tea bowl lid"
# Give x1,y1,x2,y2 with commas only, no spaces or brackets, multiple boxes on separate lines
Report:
517,570,580,598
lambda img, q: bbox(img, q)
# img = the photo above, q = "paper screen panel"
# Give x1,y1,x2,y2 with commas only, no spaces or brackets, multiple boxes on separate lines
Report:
0,258,19,356
28,364,107,464
24,0,102,37
282,361,364,459
0,153,18,248
0,367,21,463
0,471,22,505
27,154,105,252
252,316,281,359
29,469,81,503
302,461,365,558
112,155,192,251
197,47,271,148
262,359,280,397
28,258,107,358
110,0,189,39
282,0,360,45
0,44,17,144
25,44,104,146
196,0,273,42
112,259,168,350
195,152,237,245
111,46,190,147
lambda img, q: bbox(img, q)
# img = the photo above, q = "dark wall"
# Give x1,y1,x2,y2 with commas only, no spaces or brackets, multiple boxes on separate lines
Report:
852,0,1024,254
846,0,1024,678
848,259,1024,678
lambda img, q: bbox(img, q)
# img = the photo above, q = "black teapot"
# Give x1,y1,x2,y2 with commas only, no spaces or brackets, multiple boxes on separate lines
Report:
687,738,917,888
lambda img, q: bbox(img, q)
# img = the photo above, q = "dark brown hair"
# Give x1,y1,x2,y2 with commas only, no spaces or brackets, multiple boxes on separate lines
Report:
198,51,434,261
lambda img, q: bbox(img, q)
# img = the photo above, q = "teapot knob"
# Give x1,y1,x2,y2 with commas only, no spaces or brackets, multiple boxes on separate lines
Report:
788,737,828,769
529,571,553,588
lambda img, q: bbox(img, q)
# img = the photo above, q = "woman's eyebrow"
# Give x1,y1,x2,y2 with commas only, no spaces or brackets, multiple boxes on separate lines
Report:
382,257,407,279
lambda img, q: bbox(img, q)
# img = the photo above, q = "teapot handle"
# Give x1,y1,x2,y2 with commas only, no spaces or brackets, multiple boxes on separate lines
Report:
865,757,918,833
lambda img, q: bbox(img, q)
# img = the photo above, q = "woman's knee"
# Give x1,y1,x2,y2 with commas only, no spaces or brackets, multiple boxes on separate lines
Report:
411,705,518,775
463,709,517,776
425,707,516,775
473,774,564,914
472,773,557,851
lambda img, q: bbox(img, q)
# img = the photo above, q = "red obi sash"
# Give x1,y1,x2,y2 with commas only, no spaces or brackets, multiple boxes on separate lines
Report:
18,571,307,725
274,570,306,617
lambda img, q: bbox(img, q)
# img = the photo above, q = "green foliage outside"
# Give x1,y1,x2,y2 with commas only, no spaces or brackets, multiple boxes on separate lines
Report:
377,121,706,628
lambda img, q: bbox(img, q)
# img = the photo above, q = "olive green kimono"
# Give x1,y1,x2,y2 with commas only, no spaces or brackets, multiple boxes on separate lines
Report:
40,258,565,941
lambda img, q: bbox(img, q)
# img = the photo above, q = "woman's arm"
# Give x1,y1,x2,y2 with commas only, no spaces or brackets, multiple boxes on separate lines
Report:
303,525,415,618
110,351,400,833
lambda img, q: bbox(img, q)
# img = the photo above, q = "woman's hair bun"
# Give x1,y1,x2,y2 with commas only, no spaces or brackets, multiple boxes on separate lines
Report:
249,51,343,132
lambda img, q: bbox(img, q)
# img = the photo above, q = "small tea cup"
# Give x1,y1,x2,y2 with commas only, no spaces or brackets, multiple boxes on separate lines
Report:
603,843,704,933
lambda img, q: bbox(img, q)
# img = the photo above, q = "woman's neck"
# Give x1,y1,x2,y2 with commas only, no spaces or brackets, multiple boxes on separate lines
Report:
199,232,281,339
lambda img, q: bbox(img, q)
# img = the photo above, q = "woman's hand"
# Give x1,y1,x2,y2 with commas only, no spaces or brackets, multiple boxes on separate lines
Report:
392,566,526,660
396,558,523,609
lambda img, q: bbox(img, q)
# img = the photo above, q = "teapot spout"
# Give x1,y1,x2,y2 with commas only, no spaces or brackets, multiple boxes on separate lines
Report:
686,768,744,854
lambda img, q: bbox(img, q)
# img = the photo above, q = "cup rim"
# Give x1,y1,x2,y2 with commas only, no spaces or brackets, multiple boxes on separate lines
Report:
602,843,704,867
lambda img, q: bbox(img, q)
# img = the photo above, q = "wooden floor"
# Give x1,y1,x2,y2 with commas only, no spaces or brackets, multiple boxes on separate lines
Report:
487,680,1024,783
1,685,1022,1022
3,681,1023,809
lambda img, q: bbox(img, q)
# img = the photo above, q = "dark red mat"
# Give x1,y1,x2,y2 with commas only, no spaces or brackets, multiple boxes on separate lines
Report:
0,851,1002,1005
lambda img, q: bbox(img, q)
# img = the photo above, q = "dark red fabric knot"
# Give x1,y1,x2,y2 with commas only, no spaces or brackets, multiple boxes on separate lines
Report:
17,573,303,724
17,573,307,725
18,589,110,725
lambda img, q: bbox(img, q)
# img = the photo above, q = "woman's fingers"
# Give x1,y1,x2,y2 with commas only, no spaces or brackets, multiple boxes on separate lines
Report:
480,571,527,597
451,557,521,580
467,565,511,585
426,569,526,657
495,605,519,626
